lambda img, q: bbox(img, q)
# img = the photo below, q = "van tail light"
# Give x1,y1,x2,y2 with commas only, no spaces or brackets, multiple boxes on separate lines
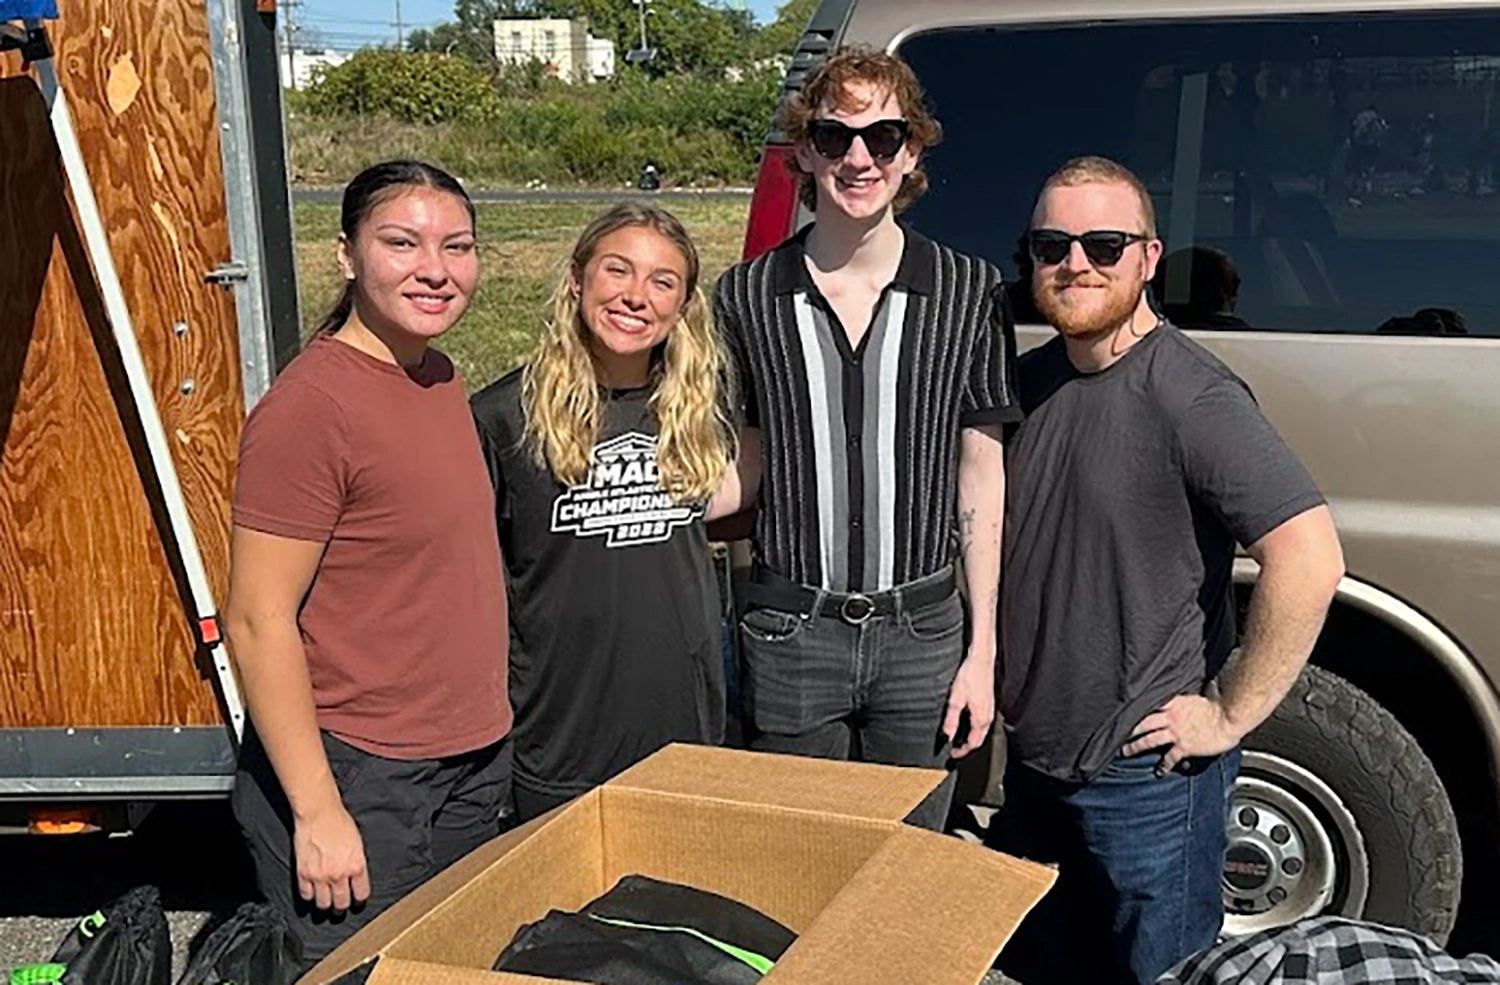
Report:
743,144,799,260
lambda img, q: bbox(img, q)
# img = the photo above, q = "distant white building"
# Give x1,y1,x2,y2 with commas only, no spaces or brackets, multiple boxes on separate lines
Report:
279,48,347,90
588,34,616,81
493,17,615,82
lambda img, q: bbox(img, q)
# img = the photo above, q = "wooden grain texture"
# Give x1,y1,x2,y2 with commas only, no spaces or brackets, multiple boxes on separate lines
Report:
0,77,174,726
0,0,244,728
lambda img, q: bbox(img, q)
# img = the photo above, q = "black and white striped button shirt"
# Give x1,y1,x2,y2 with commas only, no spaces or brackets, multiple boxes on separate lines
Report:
715,225,1021,593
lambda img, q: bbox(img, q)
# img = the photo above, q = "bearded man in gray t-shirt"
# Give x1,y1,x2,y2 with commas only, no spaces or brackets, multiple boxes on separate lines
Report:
992,157,1346,985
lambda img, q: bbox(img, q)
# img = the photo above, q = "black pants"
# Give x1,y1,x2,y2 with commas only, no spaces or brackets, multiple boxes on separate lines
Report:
512,782,577,823
232,728,512,971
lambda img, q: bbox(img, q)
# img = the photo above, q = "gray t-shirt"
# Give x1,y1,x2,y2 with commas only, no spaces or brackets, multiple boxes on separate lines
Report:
1000,323,1324,783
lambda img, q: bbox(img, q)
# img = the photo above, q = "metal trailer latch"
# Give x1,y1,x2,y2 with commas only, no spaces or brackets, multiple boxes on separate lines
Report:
206,260,249,286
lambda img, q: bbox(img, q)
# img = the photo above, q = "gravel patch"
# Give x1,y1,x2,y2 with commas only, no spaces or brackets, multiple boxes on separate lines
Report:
0,802,252,982
0,912,213,981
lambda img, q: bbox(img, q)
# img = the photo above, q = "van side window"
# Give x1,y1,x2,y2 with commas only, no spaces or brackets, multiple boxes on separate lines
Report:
901,13,1500,337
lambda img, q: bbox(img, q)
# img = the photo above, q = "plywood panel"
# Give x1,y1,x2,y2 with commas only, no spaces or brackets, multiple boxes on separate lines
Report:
0,0,244,728
0,77,177,725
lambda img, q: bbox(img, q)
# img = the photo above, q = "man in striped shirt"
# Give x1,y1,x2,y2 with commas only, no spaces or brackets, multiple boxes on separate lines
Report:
714,47,1021,826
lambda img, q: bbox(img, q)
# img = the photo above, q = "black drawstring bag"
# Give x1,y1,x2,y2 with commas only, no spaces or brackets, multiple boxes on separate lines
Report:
41,885,172,985
176,902,302,985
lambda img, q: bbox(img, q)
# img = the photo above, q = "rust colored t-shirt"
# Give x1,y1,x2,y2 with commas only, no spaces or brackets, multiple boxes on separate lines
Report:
232,336,510,760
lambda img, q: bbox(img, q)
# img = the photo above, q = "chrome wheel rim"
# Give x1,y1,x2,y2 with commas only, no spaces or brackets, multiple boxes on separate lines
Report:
1223,750,1369,934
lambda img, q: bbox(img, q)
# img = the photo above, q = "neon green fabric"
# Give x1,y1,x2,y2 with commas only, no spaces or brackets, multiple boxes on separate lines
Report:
8,964,67,985
586,914,777,974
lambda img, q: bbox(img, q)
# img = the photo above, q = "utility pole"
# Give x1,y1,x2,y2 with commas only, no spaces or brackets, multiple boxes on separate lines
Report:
282,0,302,90
394,0,404,50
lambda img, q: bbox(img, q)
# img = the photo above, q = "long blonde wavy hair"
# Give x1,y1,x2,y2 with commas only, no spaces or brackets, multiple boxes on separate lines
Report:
521,203,735,503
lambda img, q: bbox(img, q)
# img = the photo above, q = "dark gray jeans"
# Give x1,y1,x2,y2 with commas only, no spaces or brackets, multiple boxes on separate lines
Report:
738,578,966,829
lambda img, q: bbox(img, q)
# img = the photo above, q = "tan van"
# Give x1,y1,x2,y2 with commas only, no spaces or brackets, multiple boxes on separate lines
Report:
737,0,1500,956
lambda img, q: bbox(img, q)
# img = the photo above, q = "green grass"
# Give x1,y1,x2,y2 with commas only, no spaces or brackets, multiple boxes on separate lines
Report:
292,197,751,391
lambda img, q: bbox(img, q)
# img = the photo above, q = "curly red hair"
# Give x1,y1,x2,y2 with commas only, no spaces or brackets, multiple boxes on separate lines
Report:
776,45,943,213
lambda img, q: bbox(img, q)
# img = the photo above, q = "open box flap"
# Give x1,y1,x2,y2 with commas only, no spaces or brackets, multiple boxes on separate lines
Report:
366,957,576,985
608,744,946,823
763,825,1057,985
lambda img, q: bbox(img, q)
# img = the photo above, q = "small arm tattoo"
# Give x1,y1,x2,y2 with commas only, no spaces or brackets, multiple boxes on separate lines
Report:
959,507,977,551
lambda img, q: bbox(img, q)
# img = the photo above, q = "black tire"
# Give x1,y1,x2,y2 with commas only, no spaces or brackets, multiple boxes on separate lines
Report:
1231,664,1461,942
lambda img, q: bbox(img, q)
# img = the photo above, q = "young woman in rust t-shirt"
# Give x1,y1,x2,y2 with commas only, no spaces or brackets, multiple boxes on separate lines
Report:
226,161,510,968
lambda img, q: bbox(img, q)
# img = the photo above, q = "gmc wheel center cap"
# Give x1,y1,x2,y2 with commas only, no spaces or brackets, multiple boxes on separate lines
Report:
1223,844,1273,891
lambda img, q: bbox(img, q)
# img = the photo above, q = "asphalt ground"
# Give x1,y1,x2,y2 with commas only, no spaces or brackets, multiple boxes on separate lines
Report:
0,800,1018,983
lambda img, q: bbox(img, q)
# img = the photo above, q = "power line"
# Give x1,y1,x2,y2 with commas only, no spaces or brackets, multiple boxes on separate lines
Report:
305,32,395,50
300,11,393,26
302,32,385,46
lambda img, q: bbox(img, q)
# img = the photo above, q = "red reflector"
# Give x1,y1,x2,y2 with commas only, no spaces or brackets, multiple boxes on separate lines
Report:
199,616,223,646
743,145,799,261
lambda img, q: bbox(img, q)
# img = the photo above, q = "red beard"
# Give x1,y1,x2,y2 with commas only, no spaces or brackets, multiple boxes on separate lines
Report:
1034,273,1144,340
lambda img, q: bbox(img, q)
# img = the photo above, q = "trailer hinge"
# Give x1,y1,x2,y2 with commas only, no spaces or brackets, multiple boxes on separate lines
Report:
206,260,249,287
0,23,53,64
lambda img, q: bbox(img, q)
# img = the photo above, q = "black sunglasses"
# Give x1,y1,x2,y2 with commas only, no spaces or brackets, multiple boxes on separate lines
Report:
806,118,912,160
1028,229,1150,267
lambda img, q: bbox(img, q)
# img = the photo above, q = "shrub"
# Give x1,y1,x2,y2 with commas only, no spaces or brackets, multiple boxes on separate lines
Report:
292,52,784,187
301,50,502,125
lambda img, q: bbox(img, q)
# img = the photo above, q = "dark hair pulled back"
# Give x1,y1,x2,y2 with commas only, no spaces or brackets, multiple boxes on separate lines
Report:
315,160,477,335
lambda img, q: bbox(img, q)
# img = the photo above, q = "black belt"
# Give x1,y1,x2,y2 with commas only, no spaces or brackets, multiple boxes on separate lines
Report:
742,566,956,626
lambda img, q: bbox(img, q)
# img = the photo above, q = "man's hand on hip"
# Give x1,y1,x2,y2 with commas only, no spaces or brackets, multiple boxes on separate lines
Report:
1123,694,1242,777
943,648,996,758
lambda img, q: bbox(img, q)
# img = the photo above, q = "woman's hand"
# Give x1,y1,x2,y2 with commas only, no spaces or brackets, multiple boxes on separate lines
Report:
294,801,372,911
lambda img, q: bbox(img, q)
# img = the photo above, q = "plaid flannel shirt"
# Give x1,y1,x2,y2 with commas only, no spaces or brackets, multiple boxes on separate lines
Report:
1160,917,1500,985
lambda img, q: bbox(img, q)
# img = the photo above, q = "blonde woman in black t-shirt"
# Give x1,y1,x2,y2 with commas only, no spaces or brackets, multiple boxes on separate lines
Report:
472,203,761,821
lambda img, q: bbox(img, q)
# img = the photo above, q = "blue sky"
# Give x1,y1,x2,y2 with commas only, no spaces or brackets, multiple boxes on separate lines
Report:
298,0,782,51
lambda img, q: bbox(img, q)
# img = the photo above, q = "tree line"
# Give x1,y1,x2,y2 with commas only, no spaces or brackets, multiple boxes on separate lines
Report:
405,0,818,78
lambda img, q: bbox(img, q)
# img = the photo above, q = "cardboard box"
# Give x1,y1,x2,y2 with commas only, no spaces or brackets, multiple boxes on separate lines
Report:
301,744,1056,985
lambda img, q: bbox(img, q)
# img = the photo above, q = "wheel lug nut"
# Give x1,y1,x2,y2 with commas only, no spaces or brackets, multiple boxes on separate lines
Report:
1282,858,1303,876
1267,887,1288,905
1271,825,1291,844
1238,807,1259,828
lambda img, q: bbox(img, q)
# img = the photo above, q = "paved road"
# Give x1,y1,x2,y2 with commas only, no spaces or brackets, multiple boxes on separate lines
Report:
291,186,754,204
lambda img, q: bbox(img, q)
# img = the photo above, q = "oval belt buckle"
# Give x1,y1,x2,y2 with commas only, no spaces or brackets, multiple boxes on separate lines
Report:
840,593,876,625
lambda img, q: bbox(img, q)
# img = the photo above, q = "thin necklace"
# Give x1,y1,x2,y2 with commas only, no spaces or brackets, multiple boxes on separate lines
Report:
1110,312,1163,360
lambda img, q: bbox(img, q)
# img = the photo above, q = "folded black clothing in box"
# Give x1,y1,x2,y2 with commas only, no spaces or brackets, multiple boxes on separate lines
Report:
493,875,796,985
495,911,759,985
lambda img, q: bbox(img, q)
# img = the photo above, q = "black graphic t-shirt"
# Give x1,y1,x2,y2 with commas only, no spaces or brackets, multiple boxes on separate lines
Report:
471,370,725,800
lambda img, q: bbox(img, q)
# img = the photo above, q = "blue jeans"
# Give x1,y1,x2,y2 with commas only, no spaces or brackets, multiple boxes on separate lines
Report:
737,579,966,830
712,546,747,748
991,748,1240,985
